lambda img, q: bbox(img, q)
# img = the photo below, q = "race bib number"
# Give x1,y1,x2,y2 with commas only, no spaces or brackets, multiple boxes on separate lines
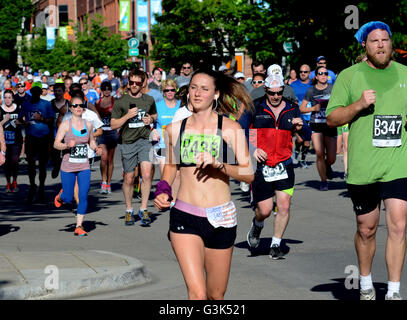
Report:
69,144,88,163
314,110,326,123
206,202,237,228
262,163,288,182
180,133,221,164
128,109,146,128
4,131,15,144
102,116,112,130
372,115,402,147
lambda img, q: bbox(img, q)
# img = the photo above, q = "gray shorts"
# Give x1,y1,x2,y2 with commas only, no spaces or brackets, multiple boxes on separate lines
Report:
121,139,153,173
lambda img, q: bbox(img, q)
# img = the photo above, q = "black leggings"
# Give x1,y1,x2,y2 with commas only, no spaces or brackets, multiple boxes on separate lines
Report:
25,135,49,187
4,144,22,182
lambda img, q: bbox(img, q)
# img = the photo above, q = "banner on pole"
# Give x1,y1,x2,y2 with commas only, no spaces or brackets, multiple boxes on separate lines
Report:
46,27,55,50
137,0,148,32
119,0,131,32
59,27,68,41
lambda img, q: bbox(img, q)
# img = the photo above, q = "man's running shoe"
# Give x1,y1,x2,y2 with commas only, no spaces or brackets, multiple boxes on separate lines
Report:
360,288,376,300
125,210,135,226
385,292,402,300
247,218,263,248
74,226,88,237
106,184,111,194
240,182,250,193
320,181,328,191
54,189,63,208
269,244,285,260
299,160,309,169
139,209,151,225
5,183,12,193
326,165,334,180
11,181,19,193
99,182,108,194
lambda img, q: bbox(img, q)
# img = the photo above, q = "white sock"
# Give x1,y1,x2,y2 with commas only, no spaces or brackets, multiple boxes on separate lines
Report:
254,219,264,228
271,237,281,247
360,273,374,291
386,281,400,297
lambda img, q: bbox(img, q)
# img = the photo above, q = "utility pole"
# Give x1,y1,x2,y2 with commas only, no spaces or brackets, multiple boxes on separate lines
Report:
132,0,136,69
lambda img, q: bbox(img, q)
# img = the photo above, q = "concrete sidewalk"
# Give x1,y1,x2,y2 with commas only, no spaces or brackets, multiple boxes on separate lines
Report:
0,250,151,300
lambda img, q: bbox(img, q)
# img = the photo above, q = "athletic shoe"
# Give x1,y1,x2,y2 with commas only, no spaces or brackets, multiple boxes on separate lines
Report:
54,189,63,208
99,182,108,194
11,181,19,193
299,160,309,169
385,292,402,300
240,182,250,193
247,218,263,248
74,226,88,237
269,244,285,260
26,185,37,204
106,184,111,194
294,150,300,164
320,181,328,191
343,172,347,180
326,165,334,180
5,183,12,193
360,288,376,300
139,209,151,225
125,210,135,226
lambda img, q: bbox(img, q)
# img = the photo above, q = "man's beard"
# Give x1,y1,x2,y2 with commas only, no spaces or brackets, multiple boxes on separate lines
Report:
366,47,392,69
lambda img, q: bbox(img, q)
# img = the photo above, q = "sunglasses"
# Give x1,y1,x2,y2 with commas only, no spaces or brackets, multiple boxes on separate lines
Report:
252,80,264,84
80,82,87,85
163,89,176,93
182,66,191,69
299,71,309,73
129,80,143,86
317,71,329,76
71,103,86,109
266,89,284,96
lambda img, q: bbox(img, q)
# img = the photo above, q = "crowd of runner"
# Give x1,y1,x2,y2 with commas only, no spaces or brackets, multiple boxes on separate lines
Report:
0,21,406,301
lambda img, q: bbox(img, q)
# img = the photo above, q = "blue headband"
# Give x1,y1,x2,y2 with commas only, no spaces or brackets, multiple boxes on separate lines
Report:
355,21,392,45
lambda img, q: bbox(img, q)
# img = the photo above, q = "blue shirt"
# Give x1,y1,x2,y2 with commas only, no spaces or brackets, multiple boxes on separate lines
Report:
146,88,164,104
19,99,55,138
290,79,312,121
85,89,100,105
155,99,180,149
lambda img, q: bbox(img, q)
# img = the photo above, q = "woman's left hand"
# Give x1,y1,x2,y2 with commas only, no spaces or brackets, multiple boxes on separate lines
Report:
95,146,102,156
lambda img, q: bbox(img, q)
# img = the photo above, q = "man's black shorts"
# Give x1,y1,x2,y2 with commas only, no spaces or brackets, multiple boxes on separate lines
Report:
347,178,407,215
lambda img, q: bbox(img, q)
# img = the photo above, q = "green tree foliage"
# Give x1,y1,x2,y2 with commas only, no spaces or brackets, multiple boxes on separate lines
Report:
0,0,33,70
20,14,131,74
151,0,406,74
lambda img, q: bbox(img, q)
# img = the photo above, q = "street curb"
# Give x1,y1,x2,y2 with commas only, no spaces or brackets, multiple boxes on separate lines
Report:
0,250,151,300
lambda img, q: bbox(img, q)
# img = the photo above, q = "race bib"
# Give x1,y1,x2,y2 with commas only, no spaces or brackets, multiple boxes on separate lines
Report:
262,163,288,182
180,132,221,164
314,110,327,123
4,131,15,144
102,116,112,130
69,144,88,163
372,115,402,147
128,109,146,128
206,202,237,228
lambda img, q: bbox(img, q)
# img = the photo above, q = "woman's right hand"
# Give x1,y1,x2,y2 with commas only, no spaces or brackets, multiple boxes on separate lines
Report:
154,193,171,210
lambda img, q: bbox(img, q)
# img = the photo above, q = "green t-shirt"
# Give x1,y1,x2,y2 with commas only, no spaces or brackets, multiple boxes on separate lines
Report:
111,93,157,144
326,61,407,185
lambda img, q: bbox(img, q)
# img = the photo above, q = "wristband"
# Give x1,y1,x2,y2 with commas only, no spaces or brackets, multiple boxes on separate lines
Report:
154,180,173,201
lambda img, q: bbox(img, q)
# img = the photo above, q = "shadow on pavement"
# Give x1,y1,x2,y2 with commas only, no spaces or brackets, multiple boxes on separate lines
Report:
0,224,20,237
235,237,303,257
310,278,387,300
59,220,109,234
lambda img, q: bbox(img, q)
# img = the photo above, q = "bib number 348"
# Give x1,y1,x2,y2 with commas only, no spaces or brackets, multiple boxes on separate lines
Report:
372,115,402,147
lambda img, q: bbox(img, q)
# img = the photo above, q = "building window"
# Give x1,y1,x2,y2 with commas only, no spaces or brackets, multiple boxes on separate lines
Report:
88,0,94,12
59,5,69,26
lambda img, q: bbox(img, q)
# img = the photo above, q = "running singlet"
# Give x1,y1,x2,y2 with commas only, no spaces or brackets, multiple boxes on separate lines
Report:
1,104,23,145
304,85,333,124
326,61,407,185
176,114,230,167
96,96,115,131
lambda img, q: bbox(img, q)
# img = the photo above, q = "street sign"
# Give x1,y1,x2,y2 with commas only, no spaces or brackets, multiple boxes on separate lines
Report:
129,48,139,56
128,38,139,49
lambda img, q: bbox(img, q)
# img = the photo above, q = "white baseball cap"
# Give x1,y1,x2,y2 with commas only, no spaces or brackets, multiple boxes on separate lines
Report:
42,83,49,89
265,74,284,89
234,72,245,79
44,71,50,76
27,74,33,80
267,64,283,76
